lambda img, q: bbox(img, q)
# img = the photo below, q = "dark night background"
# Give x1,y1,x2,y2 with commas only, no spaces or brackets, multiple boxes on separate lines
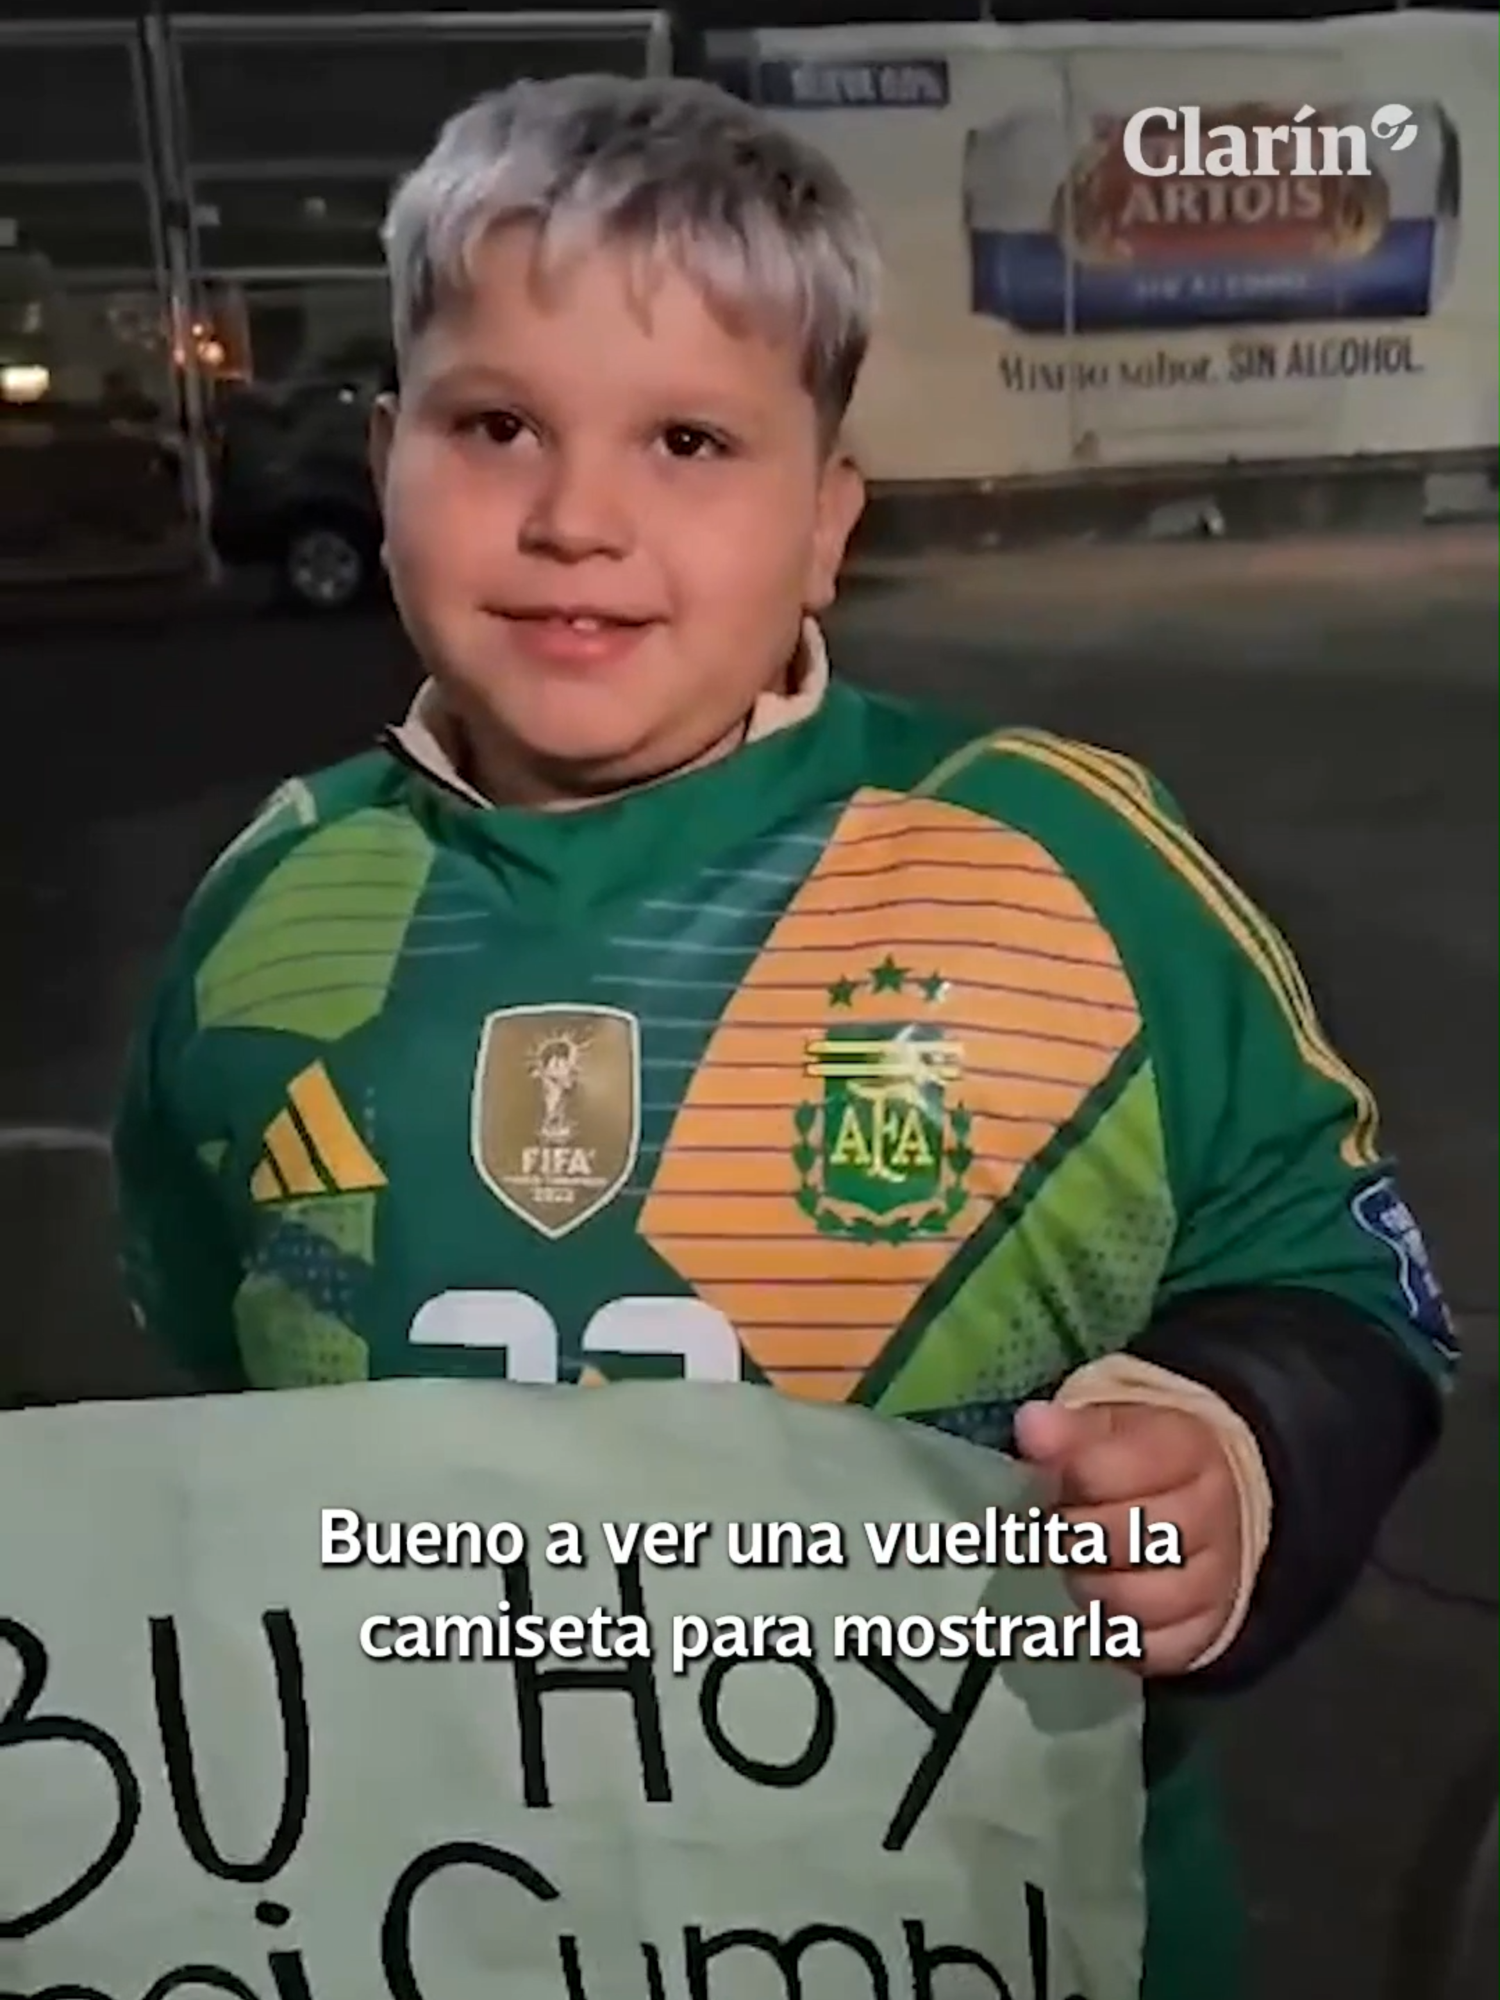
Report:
1,6,1495,1998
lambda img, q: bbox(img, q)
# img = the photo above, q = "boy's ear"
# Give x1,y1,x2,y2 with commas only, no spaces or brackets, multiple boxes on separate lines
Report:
805,450,866,612
368,391,397,499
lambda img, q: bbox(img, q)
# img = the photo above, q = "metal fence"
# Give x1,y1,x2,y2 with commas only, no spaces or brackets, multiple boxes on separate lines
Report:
0,10,672,572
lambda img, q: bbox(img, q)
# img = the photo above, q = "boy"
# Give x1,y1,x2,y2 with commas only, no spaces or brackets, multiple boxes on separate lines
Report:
115,75,1453,1997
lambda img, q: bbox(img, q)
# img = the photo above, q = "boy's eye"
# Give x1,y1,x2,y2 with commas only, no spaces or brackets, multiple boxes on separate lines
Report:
659,424,725,461
458,409,525,446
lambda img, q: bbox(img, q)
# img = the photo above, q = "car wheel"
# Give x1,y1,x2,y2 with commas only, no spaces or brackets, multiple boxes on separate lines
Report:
279,515,376,613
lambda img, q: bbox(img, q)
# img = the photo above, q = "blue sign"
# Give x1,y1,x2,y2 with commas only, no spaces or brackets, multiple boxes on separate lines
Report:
755,60,949,111
969,220,1442,334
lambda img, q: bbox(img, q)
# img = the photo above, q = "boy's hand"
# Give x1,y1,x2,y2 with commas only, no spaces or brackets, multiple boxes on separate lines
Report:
1013,1399,1242,1677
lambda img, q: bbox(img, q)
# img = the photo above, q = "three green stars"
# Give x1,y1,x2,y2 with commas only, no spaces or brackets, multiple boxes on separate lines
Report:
827,959,949,1006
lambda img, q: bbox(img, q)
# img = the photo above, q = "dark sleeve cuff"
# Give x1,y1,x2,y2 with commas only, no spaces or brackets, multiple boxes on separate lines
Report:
1130,1286,1443,1693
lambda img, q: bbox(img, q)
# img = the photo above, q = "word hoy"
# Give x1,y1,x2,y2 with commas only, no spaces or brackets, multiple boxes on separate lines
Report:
320,1506,1183,1570
1123,103,1417,177
0,1604,1087,2000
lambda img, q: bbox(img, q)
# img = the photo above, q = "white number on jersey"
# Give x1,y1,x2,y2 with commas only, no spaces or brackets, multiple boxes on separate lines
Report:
408,1290,742,1383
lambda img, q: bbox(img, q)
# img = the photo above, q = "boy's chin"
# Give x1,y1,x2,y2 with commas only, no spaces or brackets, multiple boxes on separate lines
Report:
446,670,748,798
478,705,697,797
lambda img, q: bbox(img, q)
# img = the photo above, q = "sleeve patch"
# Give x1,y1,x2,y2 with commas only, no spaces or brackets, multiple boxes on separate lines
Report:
1351,1176,1457,1357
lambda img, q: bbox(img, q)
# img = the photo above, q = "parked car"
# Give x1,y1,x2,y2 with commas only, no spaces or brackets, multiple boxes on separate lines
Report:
1,253,196,585
211,374,384,613
0,397,195,585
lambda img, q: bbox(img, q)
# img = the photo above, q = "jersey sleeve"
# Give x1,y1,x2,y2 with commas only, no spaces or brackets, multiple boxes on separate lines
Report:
962,731,1457,1391
112,758,398,1389
114,979,246,1388
1115,772,1455,1389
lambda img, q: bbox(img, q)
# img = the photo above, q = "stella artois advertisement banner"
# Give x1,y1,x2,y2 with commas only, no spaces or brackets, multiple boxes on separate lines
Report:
718,10,1498,477
0,1380,1146,1999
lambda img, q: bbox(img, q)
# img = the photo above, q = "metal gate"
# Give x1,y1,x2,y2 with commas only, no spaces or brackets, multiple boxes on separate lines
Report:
149,10,673,563
0,19,195,582
0,11,673,582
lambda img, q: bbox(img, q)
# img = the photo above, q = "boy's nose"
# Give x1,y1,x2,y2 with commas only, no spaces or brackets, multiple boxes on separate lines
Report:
518,453,632,562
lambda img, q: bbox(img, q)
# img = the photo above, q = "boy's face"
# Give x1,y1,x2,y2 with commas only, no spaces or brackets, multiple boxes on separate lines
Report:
371,223,864,799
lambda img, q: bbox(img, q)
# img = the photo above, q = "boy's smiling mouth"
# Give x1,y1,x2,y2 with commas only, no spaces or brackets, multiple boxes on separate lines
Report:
495,604,660,668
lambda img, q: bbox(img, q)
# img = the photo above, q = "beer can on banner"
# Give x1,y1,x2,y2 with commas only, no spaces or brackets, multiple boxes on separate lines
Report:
963,98,1460,333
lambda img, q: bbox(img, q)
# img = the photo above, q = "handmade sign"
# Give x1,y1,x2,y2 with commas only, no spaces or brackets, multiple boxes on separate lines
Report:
0,1379,1145,1998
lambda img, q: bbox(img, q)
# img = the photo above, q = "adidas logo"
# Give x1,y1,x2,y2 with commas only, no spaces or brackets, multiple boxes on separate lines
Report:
250,1062,386,1203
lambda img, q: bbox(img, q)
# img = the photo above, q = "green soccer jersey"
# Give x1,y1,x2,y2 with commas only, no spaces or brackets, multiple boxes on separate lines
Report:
115,670,1453,2000
116,675,1453,1414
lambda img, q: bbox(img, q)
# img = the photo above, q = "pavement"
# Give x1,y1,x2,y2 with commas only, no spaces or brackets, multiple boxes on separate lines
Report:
0,524,1495,1998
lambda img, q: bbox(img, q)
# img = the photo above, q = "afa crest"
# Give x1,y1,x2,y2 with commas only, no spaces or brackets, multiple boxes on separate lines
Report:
794,957,973,1244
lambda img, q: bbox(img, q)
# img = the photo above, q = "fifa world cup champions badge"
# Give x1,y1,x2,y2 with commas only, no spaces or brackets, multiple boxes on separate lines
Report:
471,1005,642,1240
964,96,1460,333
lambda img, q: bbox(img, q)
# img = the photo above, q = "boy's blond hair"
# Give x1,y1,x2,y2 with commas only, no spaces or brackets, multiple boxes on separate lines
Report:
382,73,880,437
